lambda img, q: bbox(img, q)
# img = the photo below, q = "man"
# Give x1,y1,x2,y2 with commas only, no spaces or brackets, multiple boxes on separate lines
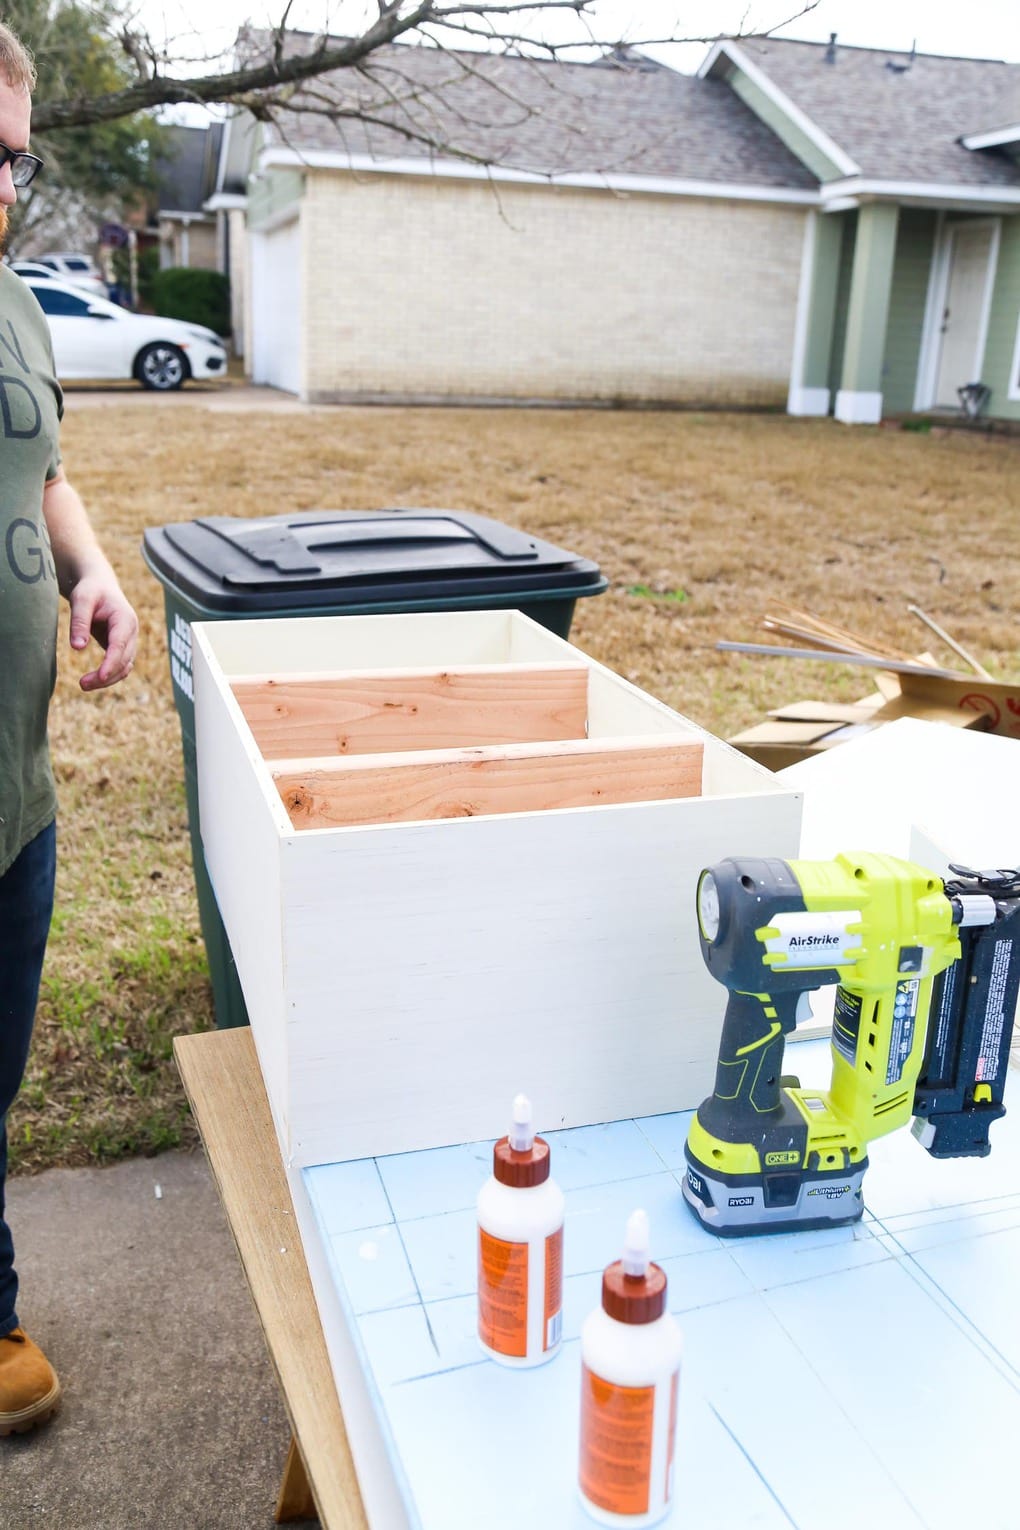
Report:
0,23,139,1436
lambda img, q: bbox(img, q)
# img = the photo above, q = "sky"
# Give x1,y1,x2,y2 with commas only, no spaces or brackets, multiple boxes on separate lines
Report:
141,0,1020,73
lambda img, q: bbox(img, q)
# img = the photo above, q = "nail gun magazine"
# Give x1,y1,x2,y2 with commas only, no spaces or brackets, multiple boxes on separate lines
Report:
682,853,1020,1236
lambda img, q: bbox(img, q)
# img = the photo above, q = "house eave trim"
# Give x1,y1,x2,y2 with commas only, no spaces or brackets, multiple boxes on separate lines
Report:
698,38,860,179
257,146,820,204
821,177,1020,211
205,192,248,211
962,124,1020,151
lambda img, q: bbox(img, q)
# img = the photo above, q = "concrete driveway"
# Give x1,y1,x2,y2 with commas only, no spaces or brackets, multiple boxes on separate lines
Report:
1,1151,317,1530
61,381,320,413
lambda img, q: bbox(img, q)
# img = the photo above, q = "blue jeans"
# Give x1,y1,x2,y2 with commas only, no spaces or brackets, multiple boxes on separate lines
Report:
0,822,56,1337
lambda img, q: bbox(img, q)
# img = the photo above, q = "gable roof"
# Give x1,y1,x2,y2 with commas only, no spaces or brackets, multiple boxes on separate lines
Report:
708,36,1020,190
155,124,224,214
249,34,817,194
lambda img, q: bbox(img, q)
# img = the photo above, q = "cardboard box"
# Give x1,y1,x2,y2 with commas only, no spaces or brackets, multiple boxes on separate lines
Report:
192,609,801,1166
730,690,992,770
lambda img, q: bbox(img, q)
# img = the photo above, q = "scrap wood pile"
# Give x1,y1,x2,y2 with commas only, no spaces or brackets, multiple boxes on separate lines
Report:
721,601,1020,770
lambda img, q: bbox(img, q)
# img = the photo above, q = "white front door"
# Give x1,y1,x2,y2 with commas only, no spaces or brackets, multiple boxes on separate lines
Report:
934,222,997,407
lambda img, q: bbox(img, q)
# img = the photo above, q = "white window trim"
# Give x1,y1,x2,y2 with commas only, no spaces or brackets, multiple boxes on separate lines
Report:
1008,314,1020,402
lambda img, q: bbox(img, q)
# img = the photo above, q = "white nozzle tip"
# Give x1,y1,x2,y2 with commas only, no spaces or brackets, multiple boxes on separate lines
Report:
509,1093,533,1152
622,1209,651,1277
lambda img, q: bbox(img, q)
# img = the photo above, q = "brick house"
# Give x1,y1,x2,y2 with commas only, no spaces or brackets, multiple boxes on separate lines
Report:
215,34,1020,421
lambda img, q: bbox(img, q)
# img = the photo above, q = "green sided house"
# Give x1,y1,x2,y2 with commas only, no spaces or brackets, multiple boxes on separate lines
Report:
704,37,1020,423
216,34,1020,422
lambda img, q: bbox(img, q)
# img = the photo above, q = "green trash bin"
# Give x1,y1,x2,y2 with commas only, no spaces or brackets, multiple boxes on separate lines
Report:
142,508,607,1028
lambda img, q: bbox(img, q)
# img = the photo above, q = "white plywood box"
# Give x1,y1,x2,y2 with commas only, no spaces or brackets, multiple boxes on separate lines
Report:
193,610,802,1167
779,718,1020,869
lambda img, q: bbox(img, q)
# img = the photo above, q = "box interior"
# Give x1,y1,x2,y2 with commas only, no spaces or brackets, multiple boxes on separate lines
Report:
229,658,706,830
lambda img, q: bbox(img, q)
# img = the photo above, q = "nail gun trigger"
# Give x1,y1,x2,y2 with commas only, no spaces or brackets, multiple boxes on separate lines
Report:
795,992,814,1026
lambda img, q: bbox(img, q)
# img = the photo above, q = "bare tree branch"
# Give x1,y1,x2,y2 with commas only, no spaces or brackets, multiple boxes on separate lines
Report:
29,2,819,133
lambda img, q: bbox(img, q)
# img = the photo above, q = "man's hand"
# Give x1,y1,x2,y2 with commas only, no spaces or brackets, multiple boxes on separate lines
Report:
42,470,139,692
67,567,139,691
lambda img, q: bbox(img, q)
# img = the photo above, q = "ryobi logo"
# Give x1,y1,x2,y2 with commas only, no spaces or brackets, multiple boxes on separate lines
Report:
728,1196,755,1208
764,1151,800,1167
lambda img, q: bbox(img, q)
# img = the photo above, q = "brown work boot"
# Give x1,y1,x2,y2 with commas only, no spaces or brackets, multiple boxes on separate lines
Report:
0,1328,61,1436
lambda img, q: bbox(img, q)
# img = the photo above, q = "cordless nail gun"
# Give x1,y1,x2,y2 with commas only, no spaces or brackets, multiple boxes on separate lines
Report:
682,852,1020,1236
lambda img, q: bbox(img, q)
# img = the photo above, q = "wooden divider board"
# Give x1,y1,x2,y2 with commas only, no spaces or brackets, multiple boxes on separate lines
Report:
273,736,704,829
230,663,590,760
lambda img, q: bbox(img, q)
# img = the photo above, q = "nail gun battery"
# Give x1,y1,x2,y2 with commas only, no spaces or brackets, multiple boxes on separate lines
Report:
912,869,1020,1159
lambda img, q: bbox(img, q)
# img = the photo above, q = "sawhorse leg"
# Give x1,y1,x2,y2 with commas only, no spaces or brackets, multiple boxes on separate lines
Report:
275,1435,318,1523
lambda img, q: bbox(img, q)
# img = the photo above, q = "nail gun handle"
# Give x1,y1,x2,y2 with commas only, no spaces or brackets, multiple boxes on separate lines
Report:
709,991,801,1119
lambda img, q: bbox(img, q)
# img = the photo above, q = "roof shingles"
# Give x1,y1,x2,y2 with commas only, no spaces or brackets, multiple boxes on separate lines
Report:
249,33,1020,196
735,36,1020,187
260,40,817,189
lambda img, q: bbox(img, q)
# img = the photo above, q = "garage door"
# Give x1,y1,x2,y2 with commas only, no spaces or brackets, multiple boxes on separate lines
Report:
250,215,302,395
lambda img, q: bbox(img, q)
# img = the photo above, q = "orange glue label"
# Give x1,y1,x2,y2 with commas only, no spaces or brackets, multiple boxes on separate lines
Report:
478,1230,528,1357
579,1363,655,1516
544,1226,563,1350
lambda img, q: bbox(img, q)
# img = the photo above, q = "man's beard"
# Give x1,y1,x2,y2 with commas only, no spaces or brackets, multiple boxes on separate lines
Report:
0,206,7,249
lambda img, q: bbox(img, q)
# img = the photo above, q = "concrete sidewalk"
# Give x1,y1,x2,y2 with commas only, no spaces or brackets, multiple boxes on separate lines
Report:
1,1151,317,1530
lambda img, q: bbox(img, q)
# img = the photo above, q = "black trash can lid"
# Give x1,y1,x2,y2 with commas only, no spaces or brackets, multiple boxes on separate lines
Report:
142,509,605,615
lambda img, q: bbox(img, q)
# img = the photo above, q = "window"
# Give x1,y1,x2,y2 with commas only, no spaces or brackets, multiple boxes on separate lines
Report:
33,287,92,316
64,258,89,272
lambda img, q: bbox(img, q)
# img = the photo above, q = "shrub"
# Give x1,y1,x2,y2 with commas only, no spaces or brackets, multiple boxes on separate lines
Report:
151,267,231,337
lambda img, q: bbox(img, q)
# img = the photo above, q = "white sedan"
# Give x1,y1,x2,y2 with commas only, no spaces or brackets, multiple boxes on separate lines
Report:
23,275,228,391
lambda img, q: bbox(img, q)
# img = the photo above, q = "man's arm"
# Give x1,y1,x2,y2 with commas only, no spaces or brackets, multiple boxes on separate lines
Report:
42,470,139,692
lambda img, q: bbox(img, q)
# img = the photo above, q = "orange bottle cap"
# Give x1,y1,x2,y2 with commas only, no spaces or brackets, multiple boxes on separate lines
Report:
493,1134,551,1188
601,1259,668,1324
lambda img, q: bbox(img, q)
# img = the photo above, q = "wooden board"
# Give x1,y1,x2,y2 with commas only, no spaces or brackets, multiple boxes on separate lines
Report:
174,1028,368,1530
272,737,704,829
231,663,590,760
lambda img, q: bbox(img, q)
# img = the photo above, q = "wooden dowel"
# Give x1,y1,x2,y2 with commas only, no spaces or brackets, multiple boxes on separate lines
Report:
907,606,992,680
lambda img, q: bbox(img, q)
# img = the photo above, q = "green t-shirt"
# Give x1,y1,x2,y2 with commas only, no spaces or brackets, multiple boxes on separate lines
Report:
0,267,64,876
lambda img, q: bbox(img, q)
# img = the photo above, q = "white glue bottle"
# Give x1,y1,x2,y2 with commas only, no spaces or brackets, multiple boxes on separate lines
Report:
476,1093,564,1367
578,1210,683,1527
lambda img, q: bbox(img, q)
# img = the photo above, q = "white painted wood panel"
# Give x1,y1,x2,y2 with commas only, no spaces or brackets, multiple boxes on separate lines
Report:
779,718,1020,866
202,609,514,678
194,611,802,1166
194,635,292,1141
279,790,800,1165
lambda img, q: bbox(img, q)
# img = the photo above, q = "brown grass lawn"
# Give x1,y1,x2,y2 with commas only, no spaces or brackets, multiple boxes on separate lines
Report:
10,401,1020,1174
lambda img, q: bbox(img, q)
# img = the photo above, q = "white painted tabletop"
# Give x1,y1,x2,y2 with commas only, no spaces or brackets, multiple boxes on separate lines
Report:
303,1040,1020,1530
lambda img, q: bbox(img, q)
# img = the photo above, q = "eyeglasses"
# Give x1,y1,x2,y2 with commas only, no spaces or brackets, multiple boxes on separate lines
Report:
0,142,44,188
